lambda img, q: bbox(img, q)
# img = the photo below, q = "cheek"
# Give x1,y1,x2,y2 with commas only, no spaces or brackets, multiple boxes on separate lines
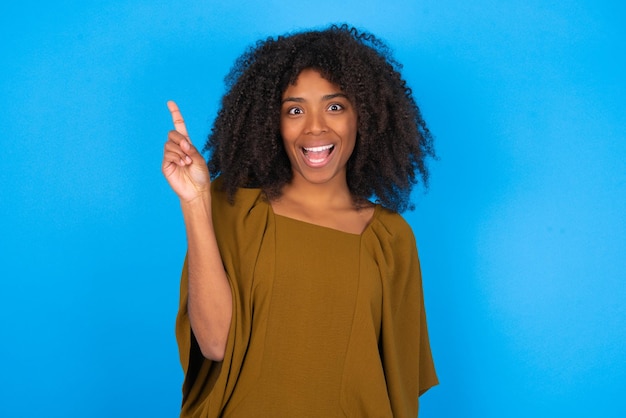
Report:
280,132,295,151
279,121,298,144
344,119,358,147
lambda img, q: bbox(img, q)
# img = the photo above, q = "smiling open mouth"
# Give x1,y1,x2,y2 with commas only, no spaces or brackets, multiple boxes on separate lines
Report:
302,144,335,164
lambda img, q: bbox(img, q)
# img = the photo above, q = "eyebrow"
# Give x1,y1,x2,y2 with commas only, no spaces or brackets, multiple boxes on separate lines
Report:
281,93,349,104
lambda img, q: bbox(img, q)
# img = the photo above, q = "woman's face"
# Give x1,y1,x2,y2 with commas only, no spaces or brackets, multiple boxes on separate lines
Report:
280,69,357,187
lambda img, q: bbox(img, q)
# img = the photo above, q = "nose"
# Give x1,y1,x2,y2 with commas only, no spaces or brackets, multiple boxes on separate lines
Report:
305,110,328,135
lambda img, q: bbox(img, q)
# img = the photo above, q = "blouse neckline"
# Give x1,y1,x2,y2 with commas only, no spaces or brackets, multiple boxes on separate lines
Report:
268,203,381,237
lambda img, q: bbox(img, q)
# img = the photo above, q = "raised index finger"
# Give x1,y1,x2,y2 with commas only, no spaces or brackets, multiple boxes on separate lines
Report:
167,100,190,140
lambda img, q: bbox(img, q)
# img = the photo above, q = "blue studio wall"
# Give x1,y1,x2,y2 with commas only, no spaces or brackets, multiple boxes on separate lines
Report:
1,1,624,417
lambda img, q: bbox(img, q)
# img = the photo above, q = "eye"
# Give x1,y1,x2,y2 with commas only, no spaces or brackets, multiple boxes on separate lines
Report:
327,103,344,112
287,107,303,115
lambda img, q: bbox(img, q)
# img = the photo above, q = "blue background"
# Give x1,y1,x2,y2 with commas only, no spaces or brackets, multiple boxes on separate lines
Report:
1,1,624,417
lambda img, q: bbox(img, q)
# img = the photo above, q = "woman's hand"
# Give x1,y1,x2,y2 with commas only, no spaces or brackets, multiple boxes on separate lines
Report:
164,102,231,361
162,101,211,203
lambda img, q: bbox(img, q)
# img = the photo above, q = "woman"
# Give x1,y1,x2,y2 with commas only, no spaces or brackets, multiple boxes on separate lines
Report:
163,24,438,417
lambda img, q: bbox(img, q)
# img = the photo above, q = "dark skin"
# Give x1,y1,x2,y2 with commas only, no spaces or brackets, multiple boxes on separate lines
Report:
163,25,435,361
205,25,435,213
162,71,372,360
163,101,232,361
272,68,375,234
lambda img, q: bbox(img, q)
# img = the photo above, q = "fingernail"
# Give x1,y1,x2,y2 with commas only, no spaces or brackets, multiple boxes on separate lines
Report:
185,155,192,164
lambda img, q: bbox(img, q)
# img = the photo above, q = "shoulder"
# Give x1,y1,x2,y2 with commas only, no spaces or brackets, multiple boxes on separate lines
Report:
364,206,423,289
364,206,419,266
373,206,416,244
210,176,266,215
210,176,271,247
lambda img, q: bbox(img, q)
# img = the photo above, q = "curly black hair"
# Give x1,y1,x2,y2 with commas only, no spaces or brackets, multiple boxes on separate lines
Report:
204,24,435,212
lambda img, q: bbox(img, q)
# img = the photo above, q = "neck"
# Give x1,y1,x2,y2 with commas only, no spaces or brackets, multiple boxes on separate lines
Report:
279,175,353,209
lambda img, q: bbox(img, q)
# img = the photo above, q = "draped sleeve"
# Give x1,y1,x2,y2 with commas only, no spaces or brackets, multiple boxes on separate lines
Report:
364,208,438,417
175,178,271,418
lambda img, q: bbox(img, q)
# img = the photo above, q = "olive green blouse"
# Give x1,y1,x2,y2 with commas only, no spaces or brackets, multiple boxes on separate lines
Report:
176,179,438,417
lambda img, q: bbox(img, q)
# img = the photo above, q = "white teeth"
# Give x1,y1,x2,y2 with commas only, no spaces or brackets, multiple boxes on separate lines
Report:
304,144,333,152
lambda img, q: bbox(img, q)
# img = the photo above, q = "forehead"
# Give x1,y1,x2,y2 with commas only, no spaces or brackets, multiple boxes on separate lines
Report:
282,69,342,96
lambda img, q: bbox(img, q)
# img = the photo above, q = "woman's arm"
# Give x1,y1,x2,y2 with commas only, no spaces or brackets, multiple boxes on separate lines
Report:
162,101,232,361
